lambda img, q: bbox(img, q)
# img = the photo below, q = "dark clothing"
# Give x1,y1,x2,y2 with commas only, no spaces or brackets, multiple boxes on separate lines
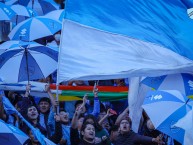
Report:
78,140,99,145
113,131,153,145
21,121,47,136
70,127,108,145
23,121,62,145
70,127,80,145
50,121,63,144
141,125,161,145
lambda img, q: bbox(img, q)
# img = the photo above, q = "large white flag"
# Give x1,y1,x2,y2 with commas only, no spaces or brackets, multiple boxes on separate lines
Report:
57,0,193,83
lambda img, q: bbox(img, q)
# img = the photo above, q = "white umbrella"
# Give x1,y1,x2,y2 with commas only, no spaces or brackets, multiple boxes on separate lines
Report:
0,41,58,83
142,90,193,144
0,119,29,145
8,16,62,41
44,9,65,22
141,73,193,98
174,108,193,145
0,40,20,55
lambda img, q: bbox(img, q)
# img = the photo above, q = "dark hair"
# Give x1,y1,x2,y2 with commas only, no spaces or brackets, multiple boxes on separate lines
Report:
78,113,85,120
74,100,83,109
22,105,39,123
110,125,119,132
38,97,51,105
80,122,95,139
83,114,102,131
59,108,66,113
120,117,132,127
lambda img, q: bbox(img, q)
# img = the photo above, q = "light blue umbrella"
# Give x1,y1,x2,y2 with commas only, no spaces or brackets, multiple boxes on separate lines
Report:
0,2,16,20
45,9,65,22
0,41,58,83
142,90,193,144
11,4,38,17
20,0,59,15
141,73,193,98
0,119,29,145
5,0,59,15
8,16,62,41
0,40,20,55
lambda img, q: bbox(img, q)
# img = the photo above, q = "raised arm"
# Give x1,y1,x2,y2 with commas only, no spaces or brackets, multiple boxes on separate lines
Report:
71,105,82,129
115,107,129,125
91,85,100,117
98,109,114,125
45,84,57,111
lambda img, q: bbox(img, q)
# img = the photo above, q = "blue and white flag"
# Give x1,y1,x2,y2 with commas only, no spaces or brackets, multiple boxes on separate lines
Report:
57,0,193,83
1,93,56,145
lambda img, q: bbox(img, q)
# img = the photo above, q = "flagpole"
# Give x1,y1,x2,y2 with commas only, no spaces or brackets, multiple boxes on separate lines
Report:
55,19,65,115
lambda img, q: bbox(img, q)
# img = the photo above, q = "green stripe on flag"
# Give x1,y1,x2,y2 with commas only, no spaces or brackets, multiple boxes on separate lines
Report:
61,90,128,101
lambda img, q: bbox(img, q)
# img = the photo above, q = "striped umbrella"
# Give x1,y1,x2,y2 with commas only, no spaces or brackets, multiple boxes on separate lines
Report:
0,2,16,21
0,41,58,83
8,16,61,41
11,4,37,17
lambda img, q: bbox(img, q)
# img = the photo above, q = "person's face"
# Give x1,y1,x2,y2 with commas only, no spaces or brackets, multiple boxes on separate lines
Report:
76,103,86,114
102,120,110,131
27,106,39,120
82,124,95,141
78,117,84,130
59,111,69,124
120,119,130,134
39,101,50,113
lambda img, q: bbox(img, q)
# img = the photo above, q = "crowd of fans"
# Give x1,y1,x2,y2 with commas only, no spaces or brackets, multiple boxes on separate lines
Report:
0,77,182,145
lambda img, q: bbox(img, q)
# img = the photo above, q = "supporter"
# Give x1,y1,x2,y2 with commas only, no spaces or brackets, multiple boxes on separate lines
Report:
71,121,108,145
24,114,62,145
59,109,71,145
20,84,57,136
74,86,100,117
109,125,119,144
141,119,166,145
113,118,164,145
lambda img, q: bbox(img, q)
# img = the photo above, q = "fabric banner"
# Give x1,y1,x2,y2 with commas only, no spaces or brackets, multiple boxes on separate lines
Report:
57,0,193,83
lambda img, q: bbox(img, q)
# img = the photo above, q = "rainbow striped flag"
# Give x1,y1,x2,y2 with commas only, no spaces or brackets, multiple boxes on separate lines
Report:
50,85,128,101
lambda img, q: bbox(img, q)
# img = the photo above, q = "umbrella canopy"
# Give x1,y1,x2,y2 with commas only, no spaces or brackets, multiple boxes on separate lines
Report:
8,16,62,41
0,119,29,145
0,41,58,83
0,2,16,20
141,73,193,98
44,9,65,22
142,90,193,144
11,4,37,17
174,108,193,145
0,40,20,55
4,0,59,15
23,0,59,15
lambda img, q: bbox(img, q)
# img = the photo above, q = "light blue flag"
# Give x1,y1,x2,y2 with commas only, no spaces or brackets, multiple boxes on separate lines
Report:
1,92,55,145
57,0,193,82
